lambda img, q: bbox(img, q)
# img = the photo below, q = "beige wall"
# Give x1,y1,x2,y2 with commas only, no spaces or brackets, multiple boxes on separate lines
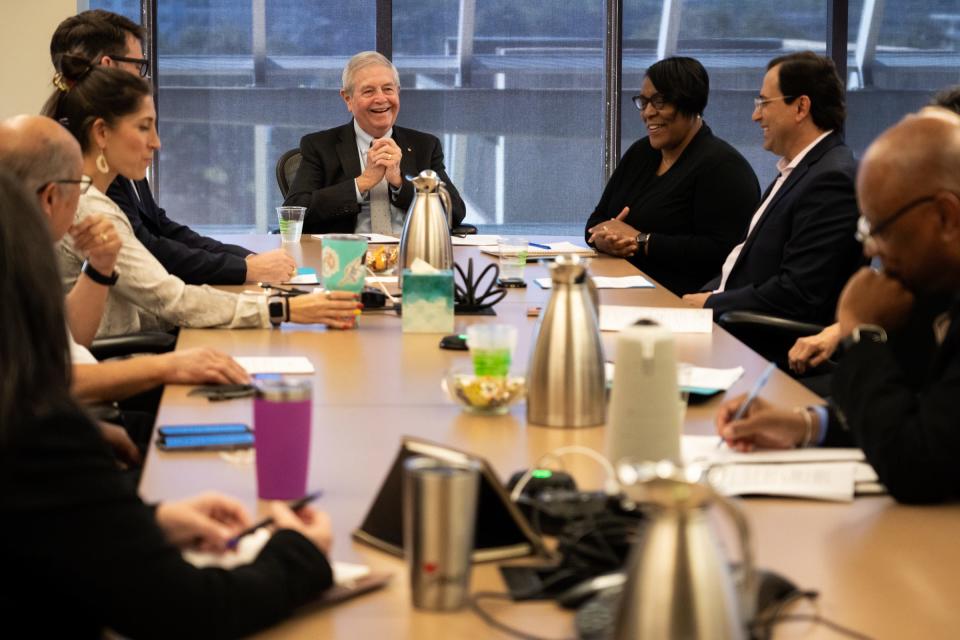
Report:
0,2,78,119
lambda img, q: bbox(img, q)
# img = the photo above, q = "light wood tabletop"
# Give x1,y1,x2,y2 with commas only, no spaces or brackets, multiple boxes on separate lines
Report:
140,235,960,639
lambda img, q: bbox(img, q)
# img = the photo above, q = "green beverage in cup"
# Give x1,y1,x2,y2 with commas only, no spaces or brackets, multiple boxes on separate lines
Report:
466,324,517,378
276,206,306,243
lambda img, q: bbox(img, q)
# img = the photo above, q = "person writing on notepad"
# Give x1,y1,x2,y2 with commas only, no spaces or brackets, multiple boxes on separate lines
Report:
0,169,336,637
716,109,960,505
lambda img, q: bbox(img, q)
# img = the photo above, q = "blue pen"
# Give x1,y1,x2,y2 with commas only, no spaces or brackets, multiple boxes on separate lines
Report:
529,242,552,250
719,362,777,447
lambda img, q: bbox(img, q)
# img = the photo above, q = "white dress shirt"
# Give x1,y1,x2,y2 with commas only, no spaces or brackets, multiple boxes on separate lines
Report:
716,130,833,292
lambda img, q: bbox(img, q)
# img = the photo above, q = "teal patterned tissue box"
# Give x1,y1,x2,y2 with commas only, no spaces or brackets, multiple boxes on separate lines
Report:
402,269,454,333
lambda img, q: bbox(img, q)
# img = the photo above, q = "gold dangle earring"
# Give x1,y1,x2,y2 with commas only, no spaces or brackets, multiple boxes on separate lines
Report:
96,149,110,174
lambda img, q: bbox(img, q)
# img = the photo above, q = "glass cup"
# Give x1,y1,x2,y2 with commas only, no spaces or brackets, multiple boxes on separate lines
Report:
276,206,306,243
466,324,518,377
497,237,529,281
253,378,312,500
321,234,369,293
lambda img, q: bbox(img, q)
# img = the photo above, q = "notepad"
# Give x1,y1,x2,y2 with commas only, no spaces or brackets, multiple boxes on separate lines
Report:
706,462,857,502
234,356,315,374
452,234,500,246
599,305,713,333
606,363,744,394
480,241,596,259
287,267,319,284
536,275,655,289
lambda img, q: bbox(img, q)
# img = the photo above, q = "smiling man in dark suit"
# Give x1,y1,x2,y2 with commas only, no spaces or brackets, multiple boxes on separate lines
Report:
283,51,466,235
683,52,862,336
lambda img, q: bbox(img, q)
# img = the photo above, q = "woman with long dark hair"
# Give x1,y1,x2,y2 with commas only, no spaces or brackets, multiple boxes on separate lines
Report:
0,169,335,636
43,55,361,337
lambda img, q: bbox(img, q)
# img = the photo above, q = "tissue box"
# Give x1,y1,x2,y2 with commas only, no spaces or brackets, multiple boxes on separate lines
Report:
402,269,454,333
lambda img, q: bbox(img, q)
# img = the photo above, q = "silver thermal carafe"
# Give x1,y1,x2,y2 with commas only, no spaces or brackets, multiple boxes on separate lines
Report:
615,461,757,640
526,254,606,428
398,170,453,286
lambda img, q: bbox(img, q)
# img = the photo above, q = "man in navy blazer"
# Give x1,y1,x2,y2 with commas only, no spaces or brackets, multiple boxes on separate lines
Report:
52,9,297,286
283,52,465,234
683,52,862,338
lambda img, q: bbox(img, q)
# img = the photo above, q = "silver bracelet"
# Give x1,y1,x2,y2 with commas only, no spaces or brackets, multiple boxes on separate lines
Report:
793,406,814,448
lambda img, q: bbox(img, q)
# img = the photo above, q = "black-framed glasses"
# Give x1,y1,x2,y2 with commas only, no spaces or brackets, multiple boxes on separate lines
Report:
753,95,796,111
855,194,939,244
109,55,150,77
37,176,93,195
632,93,667,111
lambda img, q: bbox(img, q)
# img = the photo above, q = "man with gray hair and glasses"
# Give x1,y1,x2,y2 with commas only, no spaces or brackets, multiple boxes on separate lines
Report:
284,50,466,234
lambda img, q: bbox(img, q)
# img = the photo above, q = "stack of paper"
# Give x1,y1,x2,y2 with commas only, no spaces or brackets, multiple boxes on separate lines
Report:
605,363,744,394
234,356,315,374
313,233,399,244
599,305,713,333
681,435,883,502
480,241,596,259
536,275,655,289
452,234,501,246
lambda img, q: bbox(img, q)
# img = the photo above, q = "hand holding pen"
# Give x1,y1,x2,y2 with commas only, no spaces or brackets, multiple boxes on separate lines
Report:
716,362,776,449
227,490,329,552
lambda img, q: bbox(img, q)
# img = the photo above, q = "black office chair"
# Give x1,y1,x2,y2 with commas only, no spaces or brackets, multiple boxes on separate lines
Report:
89,331,177,361
718,310,828,367
274,147,477,235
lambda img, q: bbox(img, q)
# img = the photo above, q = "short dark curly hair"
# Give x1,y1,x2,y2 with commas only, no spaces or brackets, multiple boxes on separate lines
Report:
931,85,960,114
767,51,845,132
644,57,710,117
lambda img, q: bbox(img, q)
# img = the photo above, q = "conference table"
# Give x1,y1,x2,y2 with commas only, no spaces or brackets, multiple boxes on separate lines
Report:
140,235,959,639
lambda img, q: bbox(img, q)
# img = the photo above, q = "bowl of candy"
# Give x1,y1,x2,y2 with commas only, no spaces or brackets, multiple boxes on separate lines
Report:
442,370,526,415
366,246,399,273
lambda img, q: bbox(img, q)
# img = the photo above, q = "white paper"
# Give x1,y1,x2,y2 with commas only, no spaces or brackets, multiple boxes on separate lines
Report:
536,275,655,289
605,364,744,392
452,234,500,246
681,435,866,467
480,241,596,258
183,528,371,584
366,276,398,285
287,273,319,284
313,233,399,244
234,356,315,374
707,462,856,502
599,305,713,333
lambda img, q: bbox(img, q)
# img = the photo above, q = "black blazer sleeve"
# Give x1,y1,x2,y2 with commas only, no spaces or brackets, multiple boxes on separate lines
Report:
107,178,251,285
705,159,860,322
830,337,960,504
0,411,333,638
284,129,363,233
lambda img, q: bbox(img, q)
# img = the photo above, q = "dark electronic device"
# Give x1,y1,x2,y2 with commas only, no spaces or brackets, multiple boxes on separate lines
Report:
353,437,548,562
497,277,527,288
187,385,256,401
439,334,469,350
361,286,388,308
158,423,250,437
157,432,254,451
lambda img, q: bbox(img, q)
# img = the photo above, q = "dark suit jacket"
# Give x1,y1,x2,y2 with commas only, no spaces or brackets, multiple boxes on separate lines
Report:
107,177,252,285
283,122,466,234
828,296,960,504
0,409,333,639
703,132,862,325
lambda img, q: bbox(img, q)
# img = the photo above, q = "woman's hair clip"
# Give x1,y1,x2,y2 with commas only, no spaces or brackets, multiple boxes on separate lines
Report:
57,117,71,129
52,72,74,93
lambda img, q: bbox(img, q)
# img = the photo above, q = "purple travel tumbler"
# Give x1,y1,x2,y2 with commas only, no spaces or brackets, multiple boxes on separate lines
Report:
253,378,312,499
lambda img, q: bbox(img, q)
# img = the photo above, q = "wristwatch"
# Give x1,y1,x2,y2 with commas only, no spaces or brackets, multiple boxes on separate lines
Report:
81,259,119,286
842,324,888,349
635,232,651,255
267,295,288,327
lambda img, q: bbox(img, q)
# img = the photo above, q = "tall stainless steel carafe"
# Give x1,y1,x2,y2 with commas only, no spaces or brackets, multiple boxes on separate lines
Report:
615,461,757,640
398,170,453,286
526,254,606,428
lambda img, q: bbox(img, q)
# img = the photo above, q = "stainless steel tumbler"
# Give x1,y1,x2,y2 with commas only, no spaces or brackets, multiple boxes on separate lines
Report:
403,456,480,611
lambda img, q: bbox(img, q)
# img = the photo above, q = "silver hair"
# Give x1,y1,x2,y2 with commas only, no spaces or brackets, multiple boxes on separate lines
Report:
0,129,76,194
341,51,400,95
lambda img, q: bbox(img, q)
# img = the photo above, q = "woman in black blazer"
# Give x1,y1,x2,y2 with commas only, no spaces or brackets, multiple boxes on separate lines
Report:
0,170,334,638
586,57,760,295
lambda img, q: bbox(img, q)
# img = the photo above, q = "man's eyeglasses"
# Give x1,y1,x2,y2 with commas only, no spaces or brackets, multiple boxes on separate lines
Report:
753,95,796,111
855,194,940,244
632,93,667,111
37,176,93,195
109,55,150,78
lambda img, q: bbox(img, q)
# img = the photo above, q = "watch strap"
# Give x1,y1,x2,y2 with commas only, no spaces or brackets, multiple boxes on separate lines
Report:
81,259,119,286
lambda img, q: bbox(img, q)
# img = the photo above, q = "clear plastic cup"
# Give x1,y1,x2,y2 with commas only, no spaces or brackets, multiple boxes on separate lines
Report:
466,324,518,377
497,237,528,280
277,206,306,243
